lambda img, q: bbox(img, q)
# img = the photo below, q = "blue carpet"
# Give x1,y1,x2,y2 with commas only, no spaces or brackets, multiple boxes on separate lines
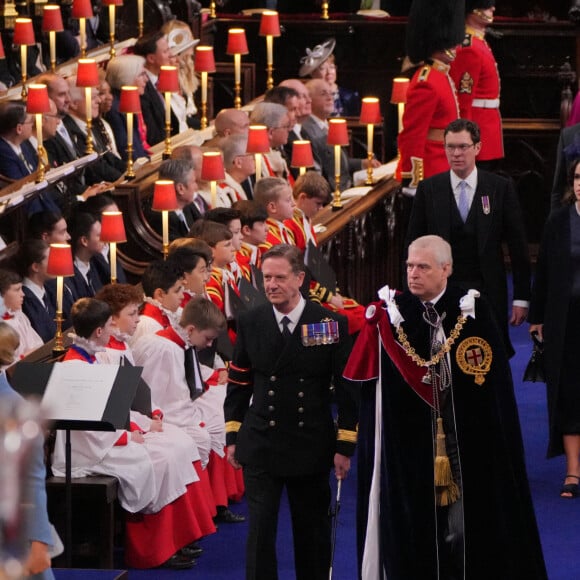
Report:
121,321,578,580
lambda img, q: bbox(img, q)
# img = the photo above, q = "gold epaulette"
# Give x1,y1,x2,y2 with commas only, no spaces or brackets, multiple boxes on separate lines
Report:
418,65,431,82
225,420,242,433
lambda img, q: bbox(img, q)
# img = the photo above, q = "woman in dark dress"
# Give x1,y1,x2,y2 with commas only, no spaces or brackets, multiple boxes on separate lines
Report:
529,157,580,498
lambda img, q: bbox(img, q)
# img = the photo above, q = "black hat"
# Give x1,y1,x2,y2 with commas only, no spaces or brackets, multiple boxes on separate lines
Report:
406,0,465,64
466,0,495,12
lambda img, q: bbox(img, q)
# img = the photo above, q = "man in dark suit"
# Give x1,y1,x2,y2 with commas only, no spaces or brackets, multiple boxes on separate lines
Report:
133,31,178,147
405,118,531,356
0,100,38,180
225,244,358,580
146,158,203,240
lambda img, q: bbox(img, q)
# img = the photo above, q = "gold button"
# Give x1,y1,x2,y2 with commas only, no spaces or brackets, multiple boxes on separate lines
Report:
269,420,276,427
270,376,276,382
298,421,304,428
268,406,275,412
298,392,304,398
299,378,304,382
268,390,275,396
298,407,304,413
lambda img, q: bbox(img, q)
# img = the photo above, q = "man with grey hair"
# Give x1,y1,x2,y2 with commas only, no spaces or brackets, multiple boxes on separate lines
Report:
218,133,255,201
249,101,292,181
146,158,202,239
346,234,547,580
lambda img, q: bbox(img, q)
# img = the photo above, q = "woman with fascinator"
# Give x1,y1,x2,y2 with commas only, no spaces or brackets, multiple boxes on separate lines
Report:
298,38,360,117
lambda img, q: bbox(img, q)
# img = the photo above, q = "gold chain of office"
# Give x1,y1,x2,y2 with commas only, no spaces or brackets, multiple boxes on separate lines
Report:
395,314,468,368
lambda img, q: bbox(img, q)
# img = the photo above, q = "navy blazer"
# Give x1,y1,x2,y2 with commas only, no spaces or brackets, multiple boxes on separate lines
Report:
22,285,56,343
0,138,37,179
64,265,103,303
90,252,127,286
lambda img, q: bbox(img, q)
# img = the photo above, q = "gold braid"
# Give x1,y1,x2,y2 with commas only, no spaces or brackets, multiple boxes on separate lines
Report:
395,314,467,368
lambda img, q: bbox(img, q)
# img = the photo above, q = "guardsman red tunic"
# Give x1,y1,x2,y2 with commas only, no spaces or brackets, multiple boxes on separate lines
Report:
450,27,503,161
258,217,293,258
284,208,316,253
397,60,459,187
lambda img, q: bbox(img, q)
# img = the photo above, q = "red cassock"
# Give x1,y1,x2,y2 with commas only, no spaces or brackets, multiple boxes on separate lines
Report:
397,61,459,186
450,28,503,161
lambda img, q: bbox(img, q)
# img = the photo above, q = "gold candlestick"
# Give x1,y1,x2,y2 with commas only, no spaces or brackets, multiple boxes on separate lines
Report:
332,145,342,211
322,1,329,19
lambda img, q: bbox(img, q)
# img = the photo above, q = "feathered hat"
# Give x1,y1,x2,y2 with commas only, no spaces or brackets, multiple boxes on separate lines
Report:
406,0,466,64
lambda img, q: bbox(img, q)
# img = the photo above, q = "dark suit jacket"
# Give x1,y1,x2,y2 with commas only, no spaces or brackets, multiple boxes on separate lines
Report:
104,92,148,161
140,79,179,148
302,115,362,191
0,138,37,179
91,252,127,286
22,285,56,343
551,124,580,211
225,300,357,477
145,203,202,241
64,265,103,303
406,169,531,354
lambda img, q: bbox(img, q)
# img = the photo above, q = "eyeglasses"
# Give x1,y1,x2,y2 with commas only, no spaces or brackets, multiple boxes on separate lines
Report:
274,124,292,130
43,113,61,119
444,143,475,153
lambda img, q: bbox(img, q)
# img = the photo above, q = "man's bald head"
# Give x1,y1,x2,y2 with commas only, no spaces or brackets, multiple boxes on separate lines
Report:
214,109,250,137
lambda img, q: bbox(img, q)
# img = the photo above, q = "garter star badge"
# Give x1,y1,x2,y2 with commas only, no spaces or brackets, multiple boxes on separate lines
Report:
455,337,492,385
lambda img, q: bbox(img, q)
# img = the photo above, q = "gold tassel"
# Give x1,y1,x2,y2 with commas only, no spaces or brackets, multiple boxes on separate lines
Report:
434,417,460,506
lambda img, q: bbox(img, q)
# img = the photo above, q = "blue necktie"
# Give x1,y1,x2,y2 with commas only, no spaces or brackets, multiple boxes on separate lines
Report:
457,180,470,222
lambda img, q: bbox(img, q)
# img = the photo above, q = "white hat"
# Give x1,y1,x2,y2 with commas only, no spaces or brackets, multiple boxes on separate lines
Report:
167,26,200,57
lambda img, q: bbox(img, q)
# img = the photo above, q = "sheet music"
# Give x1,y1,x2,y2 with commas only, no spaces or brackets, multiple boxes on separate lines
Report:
41,362,119,421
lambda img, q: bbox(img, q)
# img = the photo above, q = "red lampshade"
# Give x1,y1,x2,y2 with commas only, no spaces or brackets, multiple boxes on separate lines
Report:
390,77,410,104
13,18,35,46
327,119,349,146
360,97,382,125
259,11,281,37
26,84,51,114
246,125,270,154
119,86,141,113
195,46,216,73
291,140,314,168
76,59,100,87
157,66,179,93
102,0,123,5
47,244,74,277
152,180,178,211
226,28,249,55
72,0,94,19
42,5,64,32
201,152,225,181
100,211,127,243
0,33,5,60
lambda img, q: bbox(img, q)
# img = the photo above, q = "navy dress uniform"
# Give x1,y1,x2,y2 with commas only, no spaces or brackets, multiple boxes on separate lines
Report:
225,299,357,580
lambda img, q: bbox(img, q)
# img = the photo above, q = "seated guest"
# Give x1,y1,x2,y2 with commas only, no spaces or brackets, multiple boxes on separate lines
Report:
234,200,268,269
133,30,177,146
0,268,43,360
303,78,379,190
0,100,37,180
128,259,184,346
18,239,57,342
51,297,201,570
253,176,296,257
27,210,70,244
203,108,250,149
219,134,255,203
95,73,122,160
299,38,360,117
162,19,200,131
170,145,211,213
249,102,293,183
65,212,103,304
264,86,300,127
146,158,202,241
104,54,151,161
65,77,124,182
0,322,56,579
81,195,128,285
